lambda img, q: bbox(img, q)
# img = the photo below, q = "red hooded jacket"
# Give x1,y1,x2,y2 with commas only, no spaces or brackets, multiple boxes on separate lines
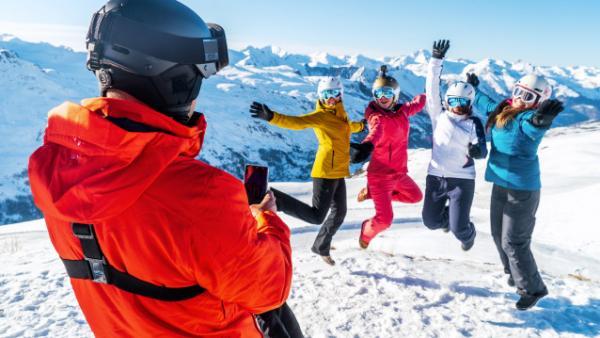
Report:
28,97,292,337
363,95,426,175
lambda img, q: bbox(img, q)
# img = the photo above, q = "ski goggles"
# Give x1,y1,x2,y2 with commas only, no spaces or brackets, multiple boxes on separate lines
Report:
373,86,395,99
446,97,471,108
512,86,540,104
320,89,342,100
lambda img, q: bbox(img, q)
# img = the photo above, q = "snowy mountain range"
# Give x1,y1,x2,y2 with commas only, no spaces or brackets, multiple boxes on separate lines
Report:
1,34,600,224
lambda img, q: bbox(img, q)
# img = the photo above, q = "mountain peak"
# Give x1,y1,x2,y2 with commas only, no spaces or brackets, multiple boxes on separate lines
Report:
0,34,16,42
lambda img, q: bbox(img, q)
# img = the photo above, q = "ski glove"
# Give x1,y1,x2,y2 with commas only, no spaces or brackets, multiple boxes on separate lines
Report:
468,143,483,159
250,101,274,122
466,73,480,88
432,40,450,59
350,142,374,163
361,118,368,131
531,99,564,128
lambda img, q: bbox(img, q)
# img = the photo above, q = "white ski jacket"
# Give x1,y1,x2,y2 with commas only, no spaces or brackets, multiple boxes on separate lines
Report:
425,58,487,180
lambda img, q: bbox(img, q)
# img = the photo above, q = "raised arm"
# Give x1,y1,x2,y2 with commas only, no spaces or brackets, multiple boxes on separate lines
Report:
465,73,499,116
400,94,427,117
250,101,321,130
520,99,564,140
269,111,323,130
426,40,450,120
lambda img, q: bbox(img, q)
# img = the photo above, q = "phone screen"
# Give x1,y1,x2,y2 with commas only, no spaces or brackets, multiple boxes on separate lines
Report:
244,165,269,205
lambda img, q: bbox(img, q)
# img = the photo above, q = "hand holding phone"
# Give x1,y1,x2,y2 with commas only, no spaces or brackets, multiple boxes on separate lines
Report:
249,191,277,217
244,164,269,205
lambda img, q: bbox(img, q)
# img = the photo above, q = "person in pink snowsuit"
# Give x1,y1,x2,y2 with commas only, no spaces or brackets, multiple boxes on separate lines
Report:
351,66,426,248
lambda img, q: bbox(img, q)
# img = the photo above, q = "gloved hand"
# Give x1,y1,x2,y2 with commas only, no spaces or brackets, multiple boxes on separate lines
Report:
468,143,483,159
350,142,374,163
466,73,480,88
531,99,564,128
361,118,368,131
432,40,450,59
250,101,274,122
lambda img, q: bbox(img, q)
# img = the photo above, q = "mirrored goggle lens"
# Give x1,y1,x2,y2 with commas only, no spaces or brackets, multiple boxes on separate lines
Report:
512,86,538,103
447,97,471,108
321,89,341,99
374,87,395,99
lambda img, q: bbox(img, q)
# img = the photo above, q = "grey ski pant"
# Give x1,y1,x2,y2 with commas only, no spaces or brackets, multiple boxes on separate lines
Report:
490,184,547,294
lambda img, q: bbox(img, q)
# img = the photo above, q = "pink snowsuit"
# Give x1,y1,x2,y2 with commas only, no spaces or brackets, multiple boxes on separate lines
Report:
361,96,426,244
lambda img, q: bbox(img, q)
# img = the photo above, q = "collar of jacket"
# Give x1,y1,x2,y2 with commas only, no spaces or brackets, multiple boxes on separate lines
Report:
367,101,402,115
316,100,348,120
447,110,469,121
82,97,207,140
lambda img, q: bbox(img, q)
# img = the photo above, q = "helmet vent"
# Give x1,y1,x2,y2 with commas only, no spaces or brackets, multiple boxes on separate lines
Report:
112,45,130,55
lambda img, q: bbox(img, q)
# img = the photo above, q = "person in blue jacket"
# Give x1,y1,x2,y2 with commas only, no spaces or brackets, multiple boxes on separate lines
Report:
468,73,564,310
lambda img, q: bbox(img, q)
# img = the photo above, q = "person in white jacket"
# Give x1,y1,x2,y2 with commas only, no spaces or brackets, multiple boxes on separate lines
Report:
421,40,488,251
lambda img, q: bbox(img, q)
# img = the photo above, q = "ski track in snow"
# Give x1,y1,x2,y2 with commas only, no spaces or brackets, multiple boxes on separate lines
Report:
1,124,600,337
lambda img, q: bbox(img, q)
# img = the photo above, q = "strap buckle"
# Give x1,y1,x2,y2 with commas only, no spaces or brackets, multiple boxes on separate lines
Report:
85,257,108,284
72,223,108,284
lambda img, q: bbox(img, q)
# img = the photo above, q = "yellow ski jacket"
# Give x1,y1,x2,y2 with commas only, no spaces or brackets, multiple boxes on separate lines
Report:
269,101,365,179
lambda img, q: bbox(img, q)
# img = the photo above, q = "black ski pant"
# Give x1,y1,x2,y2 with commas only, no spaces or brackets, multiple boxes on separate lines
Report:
271,178,347,256
490,184,547,295
257,303,304,338
421,175,476,244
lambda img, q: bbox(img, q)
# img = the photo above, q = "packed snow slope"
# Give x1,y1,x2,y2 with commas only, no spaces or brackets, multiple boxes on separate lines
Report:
2,34,600,224
1,122,599,338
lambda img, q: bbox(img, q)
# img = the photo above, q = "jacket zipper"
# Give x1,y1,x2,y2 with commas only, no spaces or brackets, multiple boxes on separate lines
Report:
331,150,335,169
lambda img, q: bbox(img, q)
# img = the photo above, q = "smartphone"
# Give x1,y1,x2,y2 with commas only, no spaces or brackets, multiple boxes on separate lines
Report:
244,164,269,205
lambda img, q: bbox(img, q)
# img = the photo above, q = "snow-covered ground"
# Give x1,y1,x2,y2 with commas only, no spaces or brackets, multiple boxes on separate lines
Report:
1,122,599,337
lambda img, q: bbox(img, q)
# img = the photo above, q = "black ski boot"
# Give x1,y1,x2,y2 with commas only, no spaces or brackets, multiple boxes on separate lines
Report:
461,238,475,251
461,225,475,251
516,288,548,310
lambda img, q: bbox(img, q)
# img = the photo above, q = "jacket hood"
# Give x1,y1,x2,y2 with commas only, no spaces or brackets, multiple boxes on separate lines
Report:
28,97,207,222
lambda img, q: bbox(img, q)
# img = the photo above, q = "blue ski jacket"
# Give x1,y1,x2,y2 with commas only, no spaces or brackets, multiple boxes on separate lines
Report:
475,93,549,191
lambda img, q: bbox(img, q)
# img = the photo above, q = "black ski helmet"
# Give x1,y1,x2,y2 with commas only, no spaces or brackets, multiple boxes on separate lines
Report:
86,0,229,122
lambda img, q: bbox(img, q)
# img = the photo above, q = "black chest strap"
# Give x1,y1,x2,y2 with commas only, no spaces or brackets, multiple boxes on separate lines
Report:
61,223,204,302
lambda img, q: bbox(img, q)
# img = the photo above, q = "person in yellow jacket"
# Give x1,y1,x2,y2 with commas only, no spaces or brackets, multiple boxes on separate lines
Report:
250,77,365,265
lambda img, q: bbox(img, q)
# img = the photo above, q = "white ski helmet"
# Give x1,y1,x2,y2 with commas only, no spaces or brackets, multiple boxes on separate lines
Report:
444,81,475,108
317,76,344,99
513,74,552,105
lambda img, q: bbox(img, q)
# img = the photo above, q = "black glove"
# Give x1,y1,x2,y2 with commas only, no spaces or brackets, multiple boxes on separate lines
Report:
432,39,450,59
468,143,482,159
250,101,274,122
531,99,564,128
361,118,368,131
466,73,480,88
350,142,374,163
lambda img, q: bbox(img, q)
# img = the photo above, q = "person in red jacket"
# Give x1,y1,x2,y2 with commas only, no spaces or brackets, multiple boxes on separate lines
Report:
27,1,297,337
351,66,426,249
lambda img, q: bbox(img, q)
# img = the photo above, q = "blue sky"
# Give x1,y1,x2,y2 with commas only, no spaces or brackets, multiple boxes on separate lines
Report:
0,0,597,67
